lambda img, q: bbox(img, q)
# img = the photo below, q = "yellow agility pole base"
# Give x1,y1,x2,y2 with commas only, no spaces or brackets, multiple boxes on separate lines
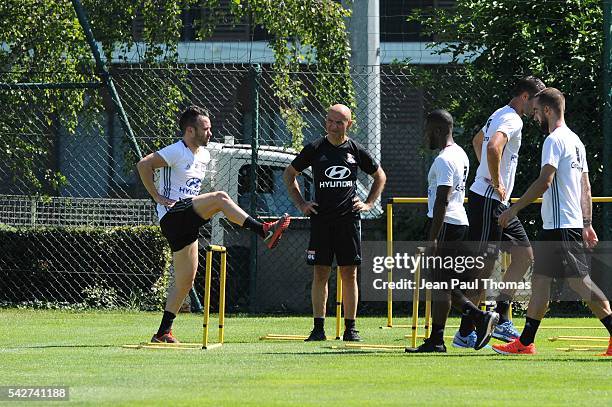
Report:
548,336,610,342
261,268,343,342
343,343,404,350
123,245,227,351
259,334,308,341
556,345,608,352
122,342,213,350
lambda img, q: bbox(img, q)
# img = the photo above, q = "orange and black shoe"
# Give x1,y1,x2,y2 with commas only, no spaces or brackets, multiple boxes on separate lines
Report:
262,213,291,249
492,338,536,355
151,331,179,343
599,337,612,356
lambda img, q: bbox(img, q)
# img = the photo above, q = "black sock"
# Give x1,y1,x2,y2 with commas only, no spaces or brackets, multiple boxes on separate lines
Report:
430,323,445,345
458,302,482,336
496,300,511,323
601,314,612,336
314,317,325,331
243,216,265,238
344,319,355,331
519,316,541,346
156,310,176,336
458,313,476,337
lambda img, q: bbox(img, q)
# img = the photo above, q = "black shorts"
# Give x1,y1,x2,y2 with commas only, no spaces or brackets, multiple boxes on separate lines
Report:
307,216,361,266
467,189,530,256
533,228,589,278
159,198,209,252
425,221,474,285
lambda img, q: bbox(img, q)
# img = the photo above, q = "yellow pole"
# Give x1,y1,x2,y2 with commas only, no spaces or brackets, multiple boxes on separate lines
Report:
501,252,512,322
335,267,343,340
386,203,393,327
411,250,421,348
203,250,213,349
424,289,431,339
219,251,227,344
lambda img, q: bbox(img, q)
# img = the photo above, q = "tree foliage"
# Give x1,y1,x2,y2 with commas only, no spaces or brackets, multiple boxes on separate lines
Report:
408,0,604,195
212,0,355,149
0,0,192,194
0,0,354,193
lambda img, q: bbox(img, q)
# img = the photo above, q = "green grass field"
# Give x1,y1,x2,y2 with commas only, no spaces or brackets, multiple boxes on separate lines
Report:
2,309,610,406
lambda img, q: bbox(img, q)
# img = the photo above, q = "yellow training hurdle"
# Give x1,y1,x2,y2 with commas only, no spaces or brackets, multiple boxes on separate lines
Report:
383,196,612,331
123,244,227,351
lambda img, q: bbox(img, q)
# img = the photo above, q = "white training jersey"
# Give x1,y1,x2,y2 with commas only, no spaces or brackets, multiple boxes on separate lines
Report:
155,140,211,221
470,105,523,204
427,143,470,226
540,126,588,230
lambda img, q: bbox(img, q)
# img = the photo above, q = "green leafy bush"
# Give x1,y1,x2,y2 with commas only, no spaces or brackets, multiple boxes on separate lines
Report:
0,226,171,308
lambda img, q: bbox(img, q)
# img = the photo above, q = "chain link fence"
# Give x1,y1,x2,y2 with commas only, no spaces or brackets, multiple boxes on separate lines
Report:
1,62,609,314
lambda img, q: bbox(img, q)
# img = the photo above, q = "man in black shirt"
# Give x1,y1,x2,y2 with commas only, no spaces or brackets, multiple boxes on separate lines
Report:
283,104,386,341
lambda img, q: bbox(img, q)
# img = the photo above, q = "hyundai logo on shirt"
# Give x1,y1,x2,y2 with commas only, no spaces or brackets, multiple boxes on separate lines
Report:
321,166,353,188
325,166,351,180
179,177,202,195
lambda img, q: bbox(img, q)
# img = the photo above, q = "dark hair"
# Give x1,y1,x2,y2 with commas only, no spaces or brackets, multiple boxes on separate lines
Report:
426,109,454,128
534,87,565,115
511,76,546,97
179,105,209,134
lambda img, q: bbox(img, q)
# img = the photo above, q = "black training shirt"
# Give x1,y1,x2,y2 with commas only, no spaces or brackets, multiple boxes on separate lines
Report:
291,136,379,221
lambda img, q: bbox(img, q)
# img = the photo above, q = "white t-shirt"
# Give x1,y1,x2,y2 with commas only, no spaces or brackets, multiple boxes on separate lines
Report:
540,126,588,230
427,143,469,226
155,140,211,221
470,105,523,204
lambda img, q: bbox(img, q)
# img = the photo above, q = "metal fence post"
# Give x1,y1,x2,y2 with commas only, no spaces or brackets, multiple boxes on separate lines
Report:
249,64,262,311
603,0,612,241
71,0,142,160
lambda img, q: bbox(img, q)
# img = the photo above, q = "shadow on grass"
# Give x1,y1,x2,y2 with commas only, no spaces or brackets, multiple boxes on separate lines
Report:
263,350,496,357
491,356,612,363
3,344,117,349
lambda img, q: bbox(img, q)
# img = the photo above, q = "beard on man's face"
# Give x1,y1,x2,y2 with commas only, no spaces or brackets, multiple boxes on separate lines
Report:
538,118,549,134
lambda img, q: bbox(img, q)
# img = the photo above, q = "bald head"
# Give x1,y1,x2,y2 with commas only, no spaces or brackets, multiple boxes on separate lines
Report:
329,104,352,120
326,104,353,140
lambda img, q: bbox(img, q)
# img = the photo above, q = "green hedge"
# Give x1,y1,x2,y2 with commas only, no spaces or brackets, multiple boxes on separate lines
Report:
0,226,171,308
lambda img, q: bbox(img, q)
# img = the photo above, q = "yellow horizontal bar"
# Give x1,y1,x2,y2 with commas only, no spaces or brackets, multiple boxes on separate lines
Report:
138,342,202,346
379,325,411,329
262,334,306,338
404,335,454,339
548,336,609,342
345,343,405,349
259,335,307,341
390,197,612,204
123,344,201,350
557,346,607,352
206,244,227,252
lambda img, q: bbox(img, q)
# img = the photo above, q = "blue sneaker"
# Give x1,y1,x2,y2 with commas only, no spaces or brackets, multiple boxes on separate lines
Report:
492,320,520,342
452,331,477,348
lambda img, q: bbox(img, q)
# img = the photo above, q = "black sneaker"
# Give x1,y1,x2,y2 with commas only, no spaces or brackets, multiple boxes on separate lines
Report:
304,329,327,342
342,328,362,342
474,311,500,350
405,338,446,353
